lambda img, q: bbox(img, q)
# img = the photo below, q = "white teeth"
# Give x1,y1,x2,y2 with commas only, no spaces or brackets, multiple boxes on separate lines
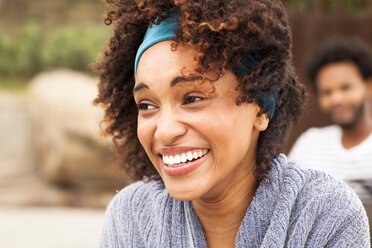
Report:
187,152,193,161
162,149,209,166
163,156,169,164
193,152,198,159
168,156,174,165
180,153,187,163
174,154,181,164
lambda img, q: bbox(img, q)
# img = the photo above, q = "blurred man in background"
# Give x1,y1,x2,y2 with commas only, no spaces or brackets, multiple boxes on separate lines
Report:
289,37,372,202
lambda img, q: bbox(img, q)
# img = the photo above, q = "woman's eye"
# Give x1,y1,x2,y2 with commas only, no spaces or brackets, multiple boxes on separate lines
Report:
183,95,205,104
137,103,156,110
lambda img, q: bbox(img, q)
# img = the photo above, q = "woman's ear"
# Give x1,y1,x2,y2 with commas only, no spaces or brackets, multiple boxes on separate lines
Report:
253,105,269,132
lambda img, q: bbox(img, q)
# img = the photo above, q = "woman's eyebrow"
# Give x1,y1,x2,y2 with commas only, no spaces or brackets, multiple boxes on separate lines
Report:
170,75,203,87
133,75,203,94
133,83,149,94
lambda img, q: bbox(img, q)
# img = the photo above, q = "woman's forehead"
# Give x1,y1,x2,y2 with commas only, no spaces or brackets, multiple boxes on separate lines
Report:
136,41,197,82
134,41,239,97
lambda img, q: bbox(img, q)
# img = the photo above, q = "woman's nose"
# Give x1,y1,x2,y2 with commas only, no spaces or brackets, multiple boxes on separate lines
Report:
153,107,187,146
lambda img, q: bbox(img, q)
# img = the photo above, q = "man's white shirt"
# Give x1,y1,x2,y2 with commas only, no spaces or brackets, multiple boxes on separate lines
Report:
289,125,372,201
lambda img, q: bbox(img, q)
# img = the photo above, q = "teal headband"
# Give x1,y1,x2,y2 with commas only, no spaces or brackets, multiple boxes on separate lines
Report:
134,12,178,77
134,12,277,120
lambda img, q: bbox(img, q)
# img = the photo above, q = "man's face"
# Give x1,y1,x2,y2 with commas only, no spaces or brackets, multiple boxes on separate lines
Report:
316,62,367,128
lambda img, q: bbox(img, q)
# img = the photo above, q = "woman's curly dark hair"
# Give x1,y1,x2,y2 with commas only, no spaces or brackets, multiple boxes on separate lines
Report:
94,0,305,182
306,37,372,92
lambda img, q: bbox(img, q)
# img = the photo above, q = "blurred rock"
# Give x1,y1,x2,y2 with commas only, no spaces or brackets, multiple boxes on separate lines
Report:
0,69,131,208
28,69,130,192
0,92,34,179
0,176,71,206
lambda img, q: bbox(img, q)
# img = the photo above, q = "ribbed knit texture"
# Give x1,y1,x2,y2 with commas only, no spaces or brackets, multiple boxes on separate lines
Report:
99,154,370,247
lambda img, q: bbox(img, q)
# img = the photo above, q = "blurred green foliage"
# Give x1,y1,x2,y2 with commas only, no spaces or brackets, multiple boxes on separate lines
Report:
0,0,370,82
0,23,110,78
0,76,28,93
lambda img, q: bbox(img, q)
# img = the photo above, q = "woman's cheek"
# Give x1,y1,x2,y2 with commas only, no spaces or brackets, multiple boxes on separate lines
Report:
137,118,153,150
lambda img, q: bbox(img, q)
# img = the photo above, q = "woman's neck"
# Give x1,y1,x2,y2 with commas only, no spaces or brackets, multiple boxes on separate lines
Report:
192,166,258,248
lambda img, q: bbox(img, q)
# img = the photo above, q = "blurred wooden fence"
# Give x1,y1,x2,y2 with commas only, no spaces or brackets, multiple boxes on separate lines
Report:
284,10,372,153
284,0,372,13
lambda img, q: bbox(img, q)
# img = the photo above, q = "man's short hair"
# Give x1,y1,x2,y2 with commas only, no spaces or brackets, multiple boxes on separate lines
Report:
305,37,372,92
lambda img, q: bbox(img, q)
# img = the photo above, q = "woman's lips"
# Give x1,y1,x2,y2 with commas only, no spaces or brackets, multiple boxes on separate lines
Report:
161,151,209,176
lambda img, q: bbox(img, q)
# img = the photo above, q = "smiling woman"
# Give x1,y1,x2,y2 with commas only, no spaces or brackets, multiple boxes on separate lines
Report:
95,0,370,247
135,41,263,201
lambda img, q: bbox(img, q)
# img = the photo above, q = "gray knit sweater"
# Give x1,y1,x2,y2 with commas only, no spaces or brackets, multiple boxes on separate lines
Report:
99,154,370,247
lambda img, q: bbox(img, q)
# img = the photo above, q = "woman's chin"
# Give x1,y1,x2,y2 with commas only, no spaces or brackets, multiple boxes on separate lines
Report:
164,184,204,201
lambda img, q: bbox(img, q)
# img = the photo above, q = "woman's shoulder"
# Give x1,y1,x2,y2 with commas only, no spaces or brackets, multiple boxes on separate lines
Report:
285,156,358,200
108,179,168,212
271,155,369,247
99,179,171,247
273,155,369,246
278,155,362,207
271,154,368,225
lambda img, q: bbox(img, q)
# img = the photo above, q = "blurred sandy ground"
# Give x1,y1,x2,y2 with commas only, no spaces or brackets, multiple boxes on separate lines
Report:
0,206,105,248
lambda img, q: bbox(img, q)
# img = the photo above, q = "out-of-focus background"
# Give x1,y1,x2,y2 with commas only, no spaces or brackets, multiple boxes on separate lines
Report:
0,1,131,247
0,0,371,247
